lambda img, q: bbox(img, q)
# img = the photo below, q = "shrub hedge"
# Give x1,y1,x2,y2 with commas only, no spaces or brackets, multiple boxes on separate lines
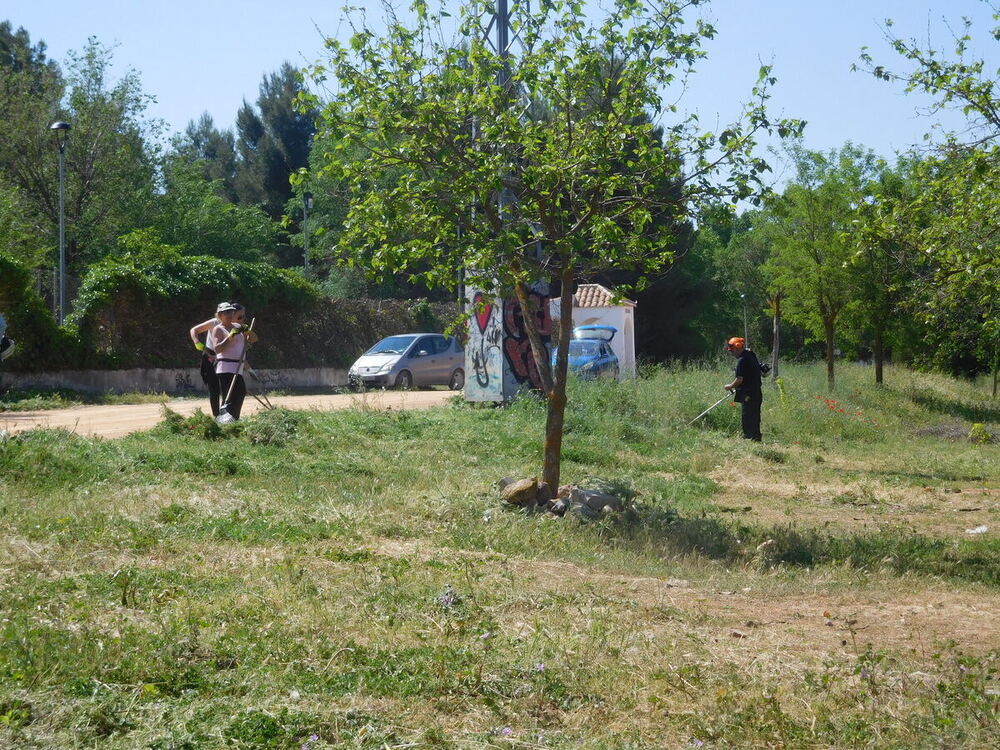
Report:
1,252,458,372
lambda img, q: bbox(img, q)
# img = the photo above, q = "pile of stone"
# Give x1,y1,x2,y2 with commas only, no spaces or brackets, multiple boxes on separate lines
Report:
497,477,633,519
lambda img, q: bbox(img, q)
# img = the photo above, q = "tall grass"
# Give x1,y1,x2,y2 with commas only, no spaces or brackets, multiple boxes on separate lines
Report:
1,362,998,748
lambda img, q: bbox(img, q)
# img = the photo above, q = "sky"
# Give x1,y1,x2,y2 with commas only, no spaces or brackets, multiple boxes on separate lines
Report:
5,0,1000,177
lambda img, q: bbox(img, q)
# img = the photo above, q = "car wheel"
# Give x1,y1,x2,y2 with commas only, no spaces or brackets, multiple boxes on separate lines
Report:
449,368,465,391
395,370,413,390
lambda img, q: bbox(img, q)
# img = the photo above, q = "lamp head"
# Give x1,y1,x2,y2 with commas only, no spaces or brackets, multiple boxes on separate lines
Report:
304,191,313,210
49,121,72,146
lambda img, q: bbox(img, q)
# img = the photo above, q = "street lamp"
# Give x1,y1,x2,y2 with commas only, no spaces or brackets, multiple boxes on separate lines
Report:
50,121,71,323
740,292,749,348
303,191,313,274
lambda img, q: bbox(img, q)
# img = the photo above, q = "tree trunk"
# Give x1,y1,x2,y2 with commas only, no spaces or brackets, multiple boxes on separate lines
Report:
824,318,836,392
541,263,574,492
873,322,884,386
513,278,554,394
993,335,999,399
770,297,781,383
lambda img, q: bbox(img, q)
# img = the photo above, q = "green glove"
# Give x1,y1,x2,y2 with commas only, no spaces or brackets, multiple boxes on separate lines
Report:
195,341,206,352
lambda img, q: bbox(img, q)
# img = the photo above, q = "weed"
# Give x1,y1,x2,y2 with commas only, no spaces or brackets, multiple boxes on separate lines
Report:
242,407,306,446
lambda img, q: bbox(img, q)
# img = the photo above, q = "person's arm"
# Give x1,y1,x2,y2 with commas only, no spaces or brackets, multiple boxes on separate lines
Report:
725,357,746,392
189,318,217,349
211,324,236,354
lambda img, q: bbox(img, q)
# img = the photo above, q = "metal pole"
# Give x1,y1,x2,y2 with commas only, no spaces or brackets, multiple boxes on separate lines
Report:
303,196,309,275
740,292,748,349
496,0,509,61
58,140,66,324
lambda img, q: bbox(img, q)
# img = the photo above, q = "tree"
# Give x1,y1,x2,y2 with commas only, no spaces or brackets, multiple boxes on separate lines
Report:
173,113,238,202
849,156,926,384
0,182,39,266
858,5,1000,384
0,21,64,266
307,0,800,489
235,63,317,220
152,160,281,262
764,144,878,391
0,36,159,276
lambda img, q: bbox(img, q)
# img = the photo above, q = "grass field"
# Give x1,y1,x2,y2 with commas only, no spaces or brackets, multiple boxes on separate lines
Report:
1,362,998,748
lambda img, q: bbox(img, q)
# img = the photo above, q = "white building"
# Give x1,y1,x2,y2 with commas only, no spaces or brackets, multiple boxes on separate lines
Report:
549,283,637,378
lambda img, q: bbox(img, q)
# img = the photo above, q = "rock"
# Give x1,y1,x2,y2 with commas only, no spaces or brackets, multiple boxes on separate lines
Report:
569,501,599,519
536,481,553,506
548,499,568,516
501,478,539,508
556,484,575,499
496,477,515,491
569,488,623,513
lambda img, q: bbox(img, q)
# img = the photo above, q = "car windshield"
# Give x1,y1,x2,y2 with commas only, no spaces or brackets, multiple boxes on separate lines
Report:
568,340,601,357
367,335,416,355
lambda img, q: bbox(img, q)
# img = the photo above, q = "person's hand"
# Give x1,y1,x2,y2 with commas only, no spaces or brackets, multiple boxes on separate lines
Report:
194,341,206,352
246,331,259,344
724,384,733,393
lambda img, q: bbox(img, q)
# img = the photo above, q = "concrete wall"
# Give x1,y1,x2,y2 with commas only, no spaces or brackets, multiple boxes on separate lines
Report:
0,367,349,394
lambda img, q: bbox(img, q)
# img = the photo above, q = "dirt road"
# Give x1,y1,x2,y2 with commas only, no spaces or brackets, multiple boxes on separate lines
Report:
0,389,454,439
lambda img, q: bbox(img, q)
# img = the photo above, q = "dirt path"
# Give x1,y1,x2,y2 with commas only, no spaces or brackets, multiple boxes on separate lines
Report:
0,389,454,439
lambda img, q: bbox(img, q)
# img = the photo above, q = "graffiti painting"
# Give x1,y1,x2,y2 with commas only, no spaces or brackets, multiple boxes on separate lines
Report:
502,282,551,397
464,289,504,401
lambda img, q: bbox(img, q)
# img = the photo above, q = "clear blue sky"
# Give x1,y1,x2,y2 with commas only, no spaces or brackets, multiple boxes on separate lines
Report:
6,0,998,170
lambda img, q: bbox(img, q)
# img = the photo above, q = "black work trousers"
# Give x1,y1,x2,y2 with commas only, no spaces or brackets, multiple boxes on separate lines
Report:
741,392,762,441
218,373,246,420
200,354,221,417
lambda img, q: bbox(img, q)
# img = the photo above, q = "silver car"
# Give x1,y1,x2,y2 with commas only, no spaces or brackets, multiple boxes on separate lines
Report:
348,333,465,390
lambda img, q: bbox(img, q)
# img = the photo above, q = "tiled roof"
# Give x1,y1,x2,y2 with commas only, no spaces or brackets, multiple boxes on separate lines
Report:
573,283,636,308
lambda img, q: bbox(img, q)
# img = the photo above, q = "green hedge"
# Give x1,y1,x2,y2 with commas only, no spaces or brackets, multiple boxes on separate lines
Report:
0,254,88,371
67,248,319,369
2,252,458,373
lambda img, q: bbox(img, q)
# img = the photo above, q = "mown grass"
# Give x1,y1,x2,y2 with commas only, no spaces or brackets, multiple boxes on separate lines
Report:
1,362,998,748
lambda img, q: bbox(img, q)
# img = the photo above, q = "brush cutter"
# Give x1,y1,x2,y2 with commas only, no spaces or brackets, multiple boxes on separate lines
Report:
217,317,255,424
688,394,731,426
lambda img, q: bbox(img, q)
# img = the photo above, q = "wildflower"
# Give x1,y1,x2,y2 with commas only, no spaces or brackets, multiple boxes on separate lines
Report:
499,726,513,736
480,631,492,640
437,585,461,609
860,668,870,679
534,662,545,672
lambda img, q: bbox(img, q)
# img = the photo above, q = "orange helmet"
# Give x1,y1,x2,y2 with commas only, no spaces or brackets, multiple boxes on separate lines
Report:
726,337,745,351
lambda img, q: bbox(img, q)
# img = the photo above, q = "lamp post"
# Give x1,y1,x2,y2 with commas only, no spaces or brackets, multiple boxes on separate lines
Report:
303,191,313,274
50,121,71,323
740,292,749,349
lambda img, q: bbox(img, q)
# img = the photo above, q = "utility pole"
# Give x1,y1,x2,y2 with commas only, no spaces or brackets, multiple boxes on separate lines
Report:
740,292,749,349
303,192,313,275
50,121,71,323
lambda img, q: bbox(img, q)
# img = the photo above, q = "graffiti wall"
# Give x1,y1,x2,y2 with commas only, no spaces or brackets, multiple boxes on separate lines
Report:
464,289,505,402
464,282,551,402
501,282,551,399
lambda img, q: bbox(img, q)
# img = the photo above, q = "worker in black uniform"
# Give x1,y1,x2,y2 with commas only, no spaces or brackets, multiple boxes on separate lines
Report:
723,336,762,441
